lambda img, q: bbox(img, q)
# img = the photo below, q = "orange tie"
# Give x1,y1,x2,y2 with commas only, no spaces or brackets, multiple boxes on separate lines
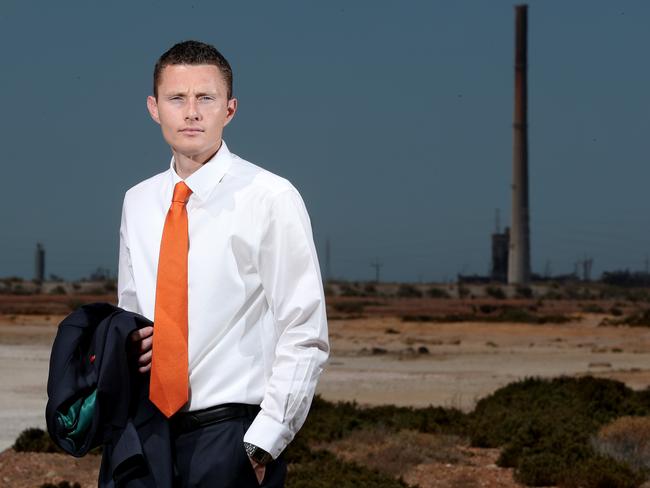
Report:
150,181,193,417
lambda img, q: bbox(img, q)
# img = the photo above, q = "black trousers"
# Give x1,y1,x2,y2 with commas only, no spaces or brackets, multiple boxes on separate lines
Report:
172,416,287,488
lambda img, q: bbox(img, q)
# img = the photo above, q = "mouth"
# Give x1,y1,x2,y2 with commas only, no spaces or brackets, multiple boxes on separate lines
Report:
179,127,204,134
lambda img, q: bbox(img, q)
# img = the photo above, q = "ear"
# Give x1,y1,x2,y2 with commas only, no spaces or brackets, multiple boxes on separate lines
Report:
147,95,161,125
223,97,238,127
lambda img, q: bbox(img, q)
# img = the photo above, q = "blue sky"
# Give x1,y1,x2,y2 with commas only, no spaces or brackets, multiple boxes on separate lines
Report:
1,0,648,282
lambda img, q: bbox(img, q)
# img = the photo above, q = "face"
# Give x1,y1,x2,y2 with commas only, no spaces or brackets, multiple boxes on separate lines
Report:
147,64,237,162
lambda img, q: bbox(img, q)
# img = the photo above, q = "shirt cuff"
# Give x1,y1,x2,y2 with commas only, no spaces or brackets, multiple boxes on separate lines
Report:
243,410,293,460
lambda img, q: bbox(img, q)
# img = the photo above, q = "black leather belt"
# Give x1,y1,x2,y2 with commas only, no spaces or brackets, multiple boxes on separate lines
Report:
170,403,261,436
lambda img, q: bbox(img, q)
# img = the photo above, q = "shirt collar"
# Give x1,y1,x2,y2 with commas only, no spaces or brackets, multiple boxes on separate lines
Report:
169,140,232,202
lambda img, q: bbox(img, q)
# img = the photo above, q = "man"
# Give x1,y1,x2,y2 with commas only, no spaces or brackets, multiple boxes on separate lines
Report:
118,40,329,487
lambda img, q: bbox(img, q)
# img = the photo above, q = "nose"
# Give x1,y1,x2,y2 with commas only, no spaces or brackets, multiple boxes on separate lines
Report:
185,98,201,121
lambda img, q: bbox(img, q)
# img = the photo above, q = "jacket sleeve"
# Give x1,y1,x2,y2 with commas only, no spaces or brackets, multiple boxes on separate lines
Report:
117,195,139,314
243,187,329,459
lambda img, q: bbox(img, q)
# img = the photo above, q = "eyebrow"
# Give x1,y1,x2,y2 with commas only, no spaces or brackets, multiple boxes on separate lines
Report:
165,91,218,98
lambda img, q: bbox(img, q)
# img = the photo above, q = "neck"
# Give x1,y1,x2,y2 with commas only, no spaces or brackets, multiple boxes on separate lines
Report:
172,140,222,179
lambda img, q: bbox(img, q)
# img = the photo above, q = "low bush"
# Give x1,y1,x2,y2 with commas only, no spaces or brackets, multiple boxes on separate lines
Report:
364,283,377,295
592,416,650,473
427,287,450,299
396,284,423,298
486,286,506,299
457,284,470,298
41,483,81,488
479,304,497,314
401,308,573,325
516,286,533,299
468,376,650,486
318,428,465,478
339,284,363,297
285,448,412,488
581,303,605,313
332,301,366,314
611,307,624,316
49,285,67,295
295,395,467,445
601,309,650,328
13,428,61,453
621,309,650,327
559,455,643,488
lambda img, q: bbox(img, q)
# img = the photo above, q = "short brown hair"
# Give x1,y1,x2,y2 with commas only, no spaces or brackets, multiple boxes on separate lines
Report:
153,40,233,99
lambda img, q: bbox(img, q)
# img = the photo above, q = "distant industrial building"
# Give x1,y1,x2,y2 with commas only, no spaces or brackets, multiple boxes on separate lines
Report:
491,227,509,283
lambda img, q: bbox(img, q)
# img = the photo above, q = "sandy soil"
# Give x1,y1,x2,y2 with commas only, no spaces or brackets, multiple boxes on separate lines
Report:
318,314,650,410
0,315,63,452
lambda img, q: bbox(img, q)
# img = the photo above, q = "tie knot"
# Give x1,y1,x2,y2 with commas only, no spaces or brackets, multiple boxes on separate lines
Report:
172,181,193,204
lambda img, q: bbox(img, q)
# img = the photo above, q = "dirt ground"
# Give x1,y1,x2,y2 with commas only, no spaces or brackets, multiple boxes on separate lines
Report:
319,314,650,410
2,307,650,487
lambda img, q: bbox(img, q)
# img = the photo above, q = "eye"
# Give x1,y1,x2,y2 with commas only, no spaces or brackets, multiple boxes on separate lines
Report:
199,96,215,102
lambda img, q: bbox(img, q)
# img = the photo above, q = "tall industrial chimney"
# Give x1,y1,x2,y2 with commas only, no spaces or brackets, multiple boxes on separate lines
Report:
508,4,531,285
35,242,45,282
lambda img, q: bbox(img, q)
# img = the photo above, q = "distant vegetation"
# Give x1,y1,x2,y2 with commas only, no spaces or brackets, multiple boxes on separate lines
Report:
601,309,650,328
469,376,650,486
400,306,574,325
19,377,650,487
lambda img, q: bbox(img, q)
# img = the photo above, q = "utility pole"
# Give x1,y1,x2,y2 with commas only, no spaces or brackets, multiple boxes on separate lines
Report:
370,258,383,283
582,257,593,282
544,260,551,279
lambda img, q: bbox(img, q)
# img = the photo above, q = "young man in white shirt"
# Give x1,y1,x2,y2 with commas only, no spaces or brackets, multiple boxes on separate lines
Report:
120,40,329,487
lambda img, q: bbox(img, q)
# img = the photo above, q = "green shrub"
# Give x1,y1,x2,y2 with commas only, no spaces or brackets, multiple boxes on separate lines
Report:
621,309,650,327
515,451,566,486
332,301,366,314
340,284,362,297
396,284,423,298
364,283,378,295
468,376,650,486
479,304,497,314
582,303,605,313
295,396,467,446
49,285,67,295
41,482,82,488
401,314,436,322
457,284,470,298
285,448,412,488
401,309,573,325
13,428,60,453
558,455,643,488
611,307,624,316
486,286,506,299
427,287,450,299
516,286,533,299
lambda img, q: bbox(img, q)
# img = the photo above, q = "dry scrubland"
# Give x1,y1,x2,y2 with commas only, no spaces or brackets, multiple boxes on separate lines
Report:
2,285,650,487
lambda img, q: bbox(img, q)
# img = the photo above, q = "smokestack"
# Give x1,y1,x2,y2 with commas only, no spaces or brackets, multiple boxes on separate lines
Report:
508,4,531,285
35,242,45,282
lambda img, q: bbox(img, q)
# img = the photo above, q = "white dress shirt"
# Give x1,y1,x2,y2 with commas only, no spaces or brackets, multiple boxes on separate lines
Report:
117,141,329,458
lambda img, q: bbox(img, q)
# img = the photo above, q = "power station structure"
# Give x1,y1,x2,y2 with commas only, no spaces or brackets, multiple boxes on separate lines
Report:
507,4,531,285
491,210,510,282
35,242,45,282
